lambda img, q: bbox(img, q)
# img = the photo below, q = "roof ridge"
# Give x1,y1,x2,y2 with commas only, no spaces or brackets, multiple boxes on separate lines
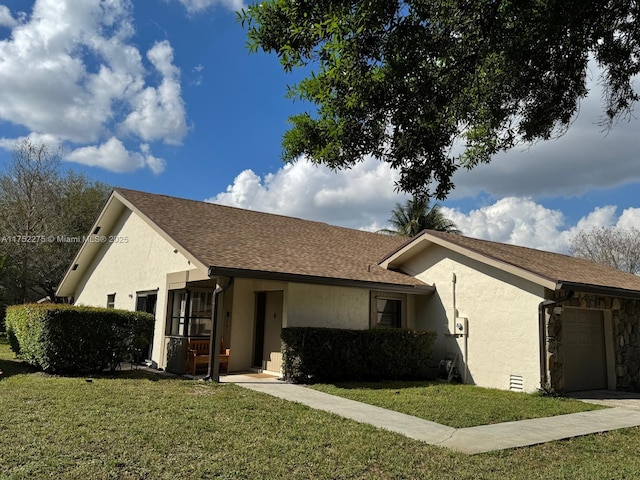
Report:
114,187,392,239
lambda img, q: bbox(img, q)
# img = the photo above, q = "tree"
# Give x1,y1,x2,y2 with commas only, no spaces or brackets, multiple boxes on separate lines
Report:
0,140,111,304
570,227,640,275
240,1,640,199
378,197,460,237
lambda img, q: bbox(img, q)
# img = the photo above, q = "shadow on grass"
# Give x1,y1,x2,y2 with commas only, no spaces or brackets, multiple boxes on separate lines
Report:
0,354,38,379
0,338,190,384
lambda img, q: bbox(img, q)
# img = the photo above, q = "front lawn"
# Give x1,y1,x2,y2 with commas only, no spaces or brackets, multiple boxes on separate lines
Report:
1,335,639,479
309,381,602,428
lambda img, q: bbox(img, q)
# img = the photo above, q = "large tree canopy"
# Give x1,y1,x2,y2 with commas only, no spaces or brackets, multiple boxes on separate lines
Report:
240,0,640,198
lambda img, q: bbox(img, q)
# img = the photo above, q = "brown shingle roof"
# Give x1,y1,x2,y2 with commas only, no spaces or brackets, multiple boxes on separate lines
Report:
421,230,640,292
115,188,427,290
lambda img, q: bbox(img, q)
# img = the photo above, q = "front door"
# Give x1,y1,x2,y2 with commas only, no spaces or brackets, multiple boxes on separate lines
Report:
253,291,283,372
136,291,157,362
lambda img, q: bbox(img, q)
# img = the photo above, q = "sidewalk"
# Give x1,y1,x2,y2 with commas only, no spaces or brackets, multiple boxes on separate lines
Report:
222,374,640,455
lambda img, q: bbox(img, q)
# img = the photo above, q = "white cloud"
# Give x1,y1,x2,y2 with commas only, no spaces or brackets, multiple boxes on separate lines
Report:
208,158,639,254
208,156,408,230
0,5,19,27
0,1,187,173
66,137,164,173
176,0,245,14
120,41,187,144
140,143,166,174
442,200,638,253
0,133,61,152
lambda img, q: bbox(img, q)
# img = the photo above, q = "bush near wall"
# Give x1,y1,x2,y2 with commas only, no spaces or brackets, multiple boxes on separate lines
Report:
281,327,437,383
5,304,154,374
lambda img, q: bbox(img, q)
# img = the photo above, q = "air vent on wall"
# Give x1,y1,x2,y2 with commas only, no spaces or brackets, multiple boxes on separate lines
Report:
509,375,524,392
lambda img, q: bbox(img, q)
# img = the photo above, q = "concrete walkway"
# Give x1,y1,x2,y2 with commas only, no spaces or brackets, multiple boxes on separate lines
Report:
221,374,640,455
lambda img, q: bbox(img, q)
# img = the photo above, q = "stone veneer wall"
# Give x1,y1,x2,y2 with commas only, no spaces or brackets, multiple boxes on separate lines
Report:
547,292,640,392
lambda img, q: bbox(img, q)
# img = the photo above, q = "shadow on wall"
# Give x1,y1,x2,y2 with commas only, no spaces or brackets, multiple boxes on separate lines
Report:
415,291,475,386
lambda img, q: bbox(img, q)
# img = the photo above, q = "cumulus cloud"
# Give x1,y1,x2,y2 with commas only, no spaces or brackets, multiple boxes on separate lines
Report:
208,156,408,231
66,137,165,174
0,0,187,174
442,200,638,253
176,0,245,14
120,41,187,144
208,157,639,254
0,5,19,27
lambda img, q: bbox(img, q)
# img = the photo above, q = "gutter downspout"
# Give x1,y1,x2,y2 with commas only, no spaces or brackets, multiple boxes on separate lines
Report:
538,300,553,389
204,276,233,382
539,298,566,389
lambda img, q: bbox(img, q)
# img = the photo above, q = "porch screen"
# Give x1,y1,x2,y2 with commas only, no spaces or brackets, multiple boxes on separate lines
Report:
167,290,213,336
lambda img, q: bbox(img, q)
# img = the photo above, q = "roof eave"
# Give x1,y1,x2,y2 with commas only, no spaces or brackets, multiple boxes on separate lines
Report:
208,266,434,295
557,281,640,300
381,232,558,291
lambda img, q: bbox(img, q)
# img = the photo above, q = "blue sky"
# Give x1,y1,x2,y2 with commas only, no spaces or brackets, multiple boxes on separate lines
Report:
0,0,639,253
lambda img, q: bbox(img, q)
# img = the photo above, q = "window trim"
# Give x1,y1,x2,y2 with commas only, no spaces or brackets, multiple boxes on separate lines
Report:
370,290,406,329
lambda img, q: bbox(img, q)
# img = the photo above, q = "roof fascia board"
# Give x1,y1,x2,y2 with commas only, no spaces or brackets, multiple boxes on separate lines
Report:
208,266,434,295
558,282,640,300
381,232,558,291
56,193,121,297
112,190,209,274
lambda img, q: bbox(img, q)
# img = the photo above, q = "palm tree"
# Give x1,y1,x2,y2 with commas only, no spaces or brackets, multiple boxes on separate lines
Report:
378,197,461,237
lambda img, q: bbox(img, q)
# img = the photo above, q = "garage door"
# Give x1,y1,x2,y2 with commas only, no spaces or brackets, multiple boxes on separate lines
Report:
563,309,607,392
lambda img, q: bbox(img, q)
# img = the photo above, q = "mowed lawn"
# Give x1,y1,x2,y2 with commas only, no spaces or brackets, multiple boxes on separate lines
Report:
310,381,601,428
2,337,640,479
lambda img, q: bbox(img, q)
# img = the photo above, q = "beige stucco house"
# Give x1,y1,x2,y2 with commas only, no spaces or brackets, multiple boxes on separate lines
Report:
57,189,640,393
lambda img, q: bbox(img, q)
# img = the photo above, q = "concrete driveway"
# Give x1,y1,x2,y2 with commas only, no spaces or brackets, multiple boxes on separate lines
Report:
569,389,640,410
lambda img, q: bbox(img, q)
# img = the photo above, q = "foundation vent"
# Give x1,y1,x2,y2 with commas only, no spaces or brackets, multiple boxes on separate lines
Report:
509,375,524,392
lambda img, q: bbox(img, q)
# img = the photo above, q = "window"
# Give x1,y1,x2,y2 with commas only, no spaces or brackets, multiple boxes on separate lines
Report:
136,291,157,315
107,293,115,309
376,298,402,328
166,290,212,337
370,291,405,329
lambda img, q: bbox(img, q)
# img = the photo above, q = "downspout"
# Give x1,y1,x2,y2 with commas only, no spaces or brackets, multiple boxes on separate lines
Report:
538,300,555,389
539,296,571,390
204,277,233,382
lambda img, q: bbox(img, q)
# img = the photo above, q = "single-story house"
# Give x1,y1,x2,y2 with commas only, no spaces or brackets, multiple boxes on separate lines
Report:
57,189,640,393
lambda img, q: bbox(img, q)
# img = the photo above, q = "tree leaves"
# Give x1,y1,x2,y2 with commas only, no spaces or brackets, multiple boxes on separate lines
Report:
240,0,640,199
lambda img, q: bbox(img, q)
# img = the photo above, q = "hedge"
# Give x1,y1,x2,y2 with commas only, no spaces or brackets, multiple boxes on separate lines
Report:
5,304,154,374
281,327,437,383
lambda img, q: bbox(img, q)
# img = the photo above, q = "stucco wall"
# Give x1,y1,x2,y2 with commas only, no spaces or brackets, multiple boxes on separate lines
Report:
73,209,200,366
227,281,372,372
286,283,370,329
229,278,288,372
401,245,546,392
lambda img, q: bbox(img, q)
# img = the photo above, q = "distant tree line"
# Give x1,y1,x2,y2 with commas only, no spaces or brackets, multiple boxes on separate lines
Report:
0,140,110,321
570,227,640,275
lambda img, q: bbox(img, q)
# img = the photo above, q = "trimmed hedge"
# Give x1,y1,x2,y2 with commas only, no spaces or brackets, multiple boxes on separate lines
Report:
281,327,437,383
5,304,154,374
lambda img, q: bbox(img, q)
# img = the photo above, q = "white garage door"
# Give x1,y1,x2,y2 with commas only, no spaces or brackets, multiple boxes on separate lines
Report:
563,309,607,392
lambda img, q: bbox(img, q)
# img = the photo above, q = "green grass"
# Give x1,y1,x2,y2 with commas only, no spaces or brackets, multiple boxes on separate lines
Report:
2,335,640,479
309,380,602,428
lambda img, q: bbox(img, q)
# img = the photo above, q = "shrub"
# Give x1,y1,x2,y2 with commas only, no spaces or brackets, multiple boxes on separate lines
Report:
281,327,437,383
5,304,154,374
